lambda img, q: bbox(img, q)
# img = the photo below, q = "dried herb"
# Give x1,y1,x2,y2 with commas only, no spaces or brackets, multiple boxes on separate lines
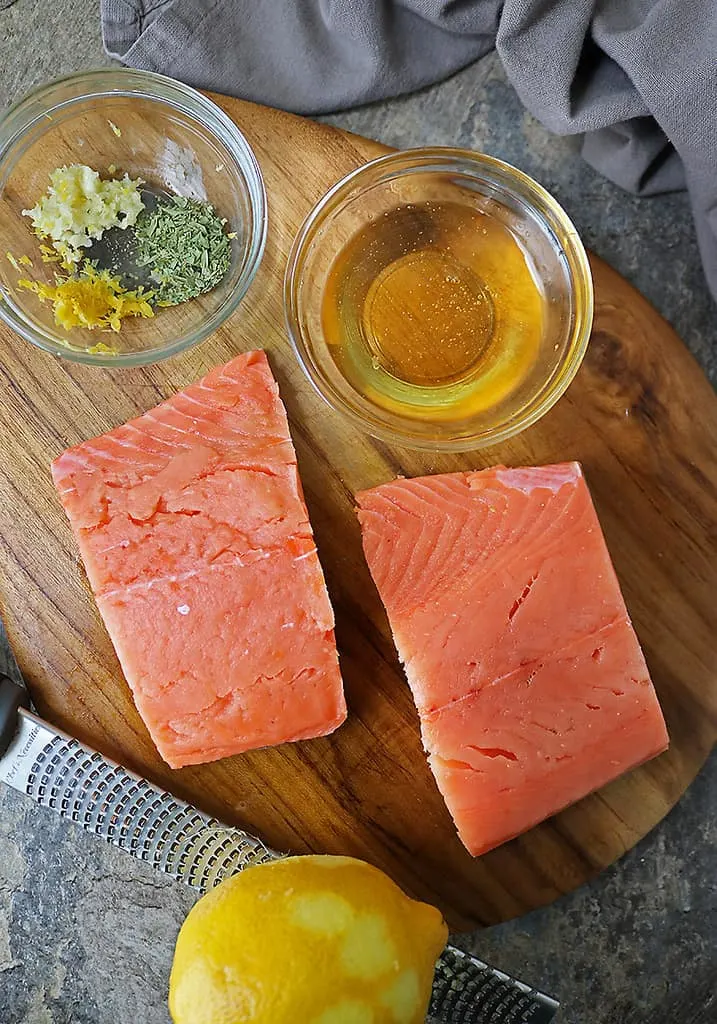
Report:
134,195,232,306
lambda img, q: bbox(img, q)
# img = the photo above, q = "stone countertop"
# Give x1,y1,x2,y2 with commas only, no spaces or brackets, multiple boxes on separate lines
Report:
0,4,715,1023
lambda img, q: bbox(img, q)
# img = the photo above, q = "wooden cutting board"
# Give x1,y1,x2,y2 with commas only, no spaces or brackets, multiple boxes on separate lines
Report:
1,94,716,932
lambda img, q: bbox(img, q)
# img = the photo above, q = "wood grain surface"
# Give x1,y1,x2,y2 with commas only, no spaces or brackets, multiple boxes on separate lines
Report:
1,95,716,931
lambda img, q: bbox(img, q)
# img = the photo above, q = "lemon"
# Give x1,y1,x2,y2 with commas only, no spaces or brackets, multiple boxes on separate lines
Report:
169,855,448,1024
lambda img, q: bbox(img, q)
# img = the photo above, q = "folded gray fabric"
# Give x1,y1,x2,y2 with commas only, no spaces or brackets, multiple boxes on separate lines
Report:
102,0,717,305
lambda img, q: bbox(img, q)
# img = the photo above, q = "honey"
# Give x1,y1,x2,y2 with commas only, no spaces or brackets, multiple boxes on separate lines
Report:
321,201,546,421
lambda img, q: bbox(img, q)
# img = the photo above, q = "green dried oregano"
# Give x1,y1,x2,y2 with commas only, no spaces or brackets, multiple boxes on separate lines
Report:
134,195,232,306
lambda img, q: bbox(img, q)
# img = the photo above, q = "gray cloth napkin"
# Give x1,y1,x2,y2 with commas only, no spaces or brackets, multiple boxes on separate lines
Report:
102,0,717,305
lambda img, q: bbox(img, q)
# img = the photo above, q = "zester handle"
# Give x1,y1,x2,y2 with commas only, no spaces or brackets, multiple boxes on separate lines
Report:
0,674,30,755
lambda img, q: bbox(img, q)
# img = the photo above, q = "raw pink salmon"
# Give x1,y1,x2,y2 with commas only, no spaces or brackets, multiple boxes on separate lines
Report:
357,463,668,856
52,351,346,768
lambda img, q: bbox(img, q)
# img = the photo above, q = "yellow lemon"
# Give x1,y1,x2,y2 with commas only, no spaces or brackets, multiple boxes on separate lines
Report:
169,855,448,1024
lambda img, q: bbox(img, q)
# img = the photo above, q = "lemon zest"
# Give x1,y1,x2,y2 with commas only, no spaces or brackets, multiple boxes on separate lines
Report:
39,245,62,264
18,264,154,333
88,341,119,355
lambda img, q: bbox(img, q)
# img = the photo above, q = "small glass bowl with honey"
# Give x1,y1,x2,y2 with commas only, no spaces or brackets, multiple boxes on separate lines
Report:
284,148,593,451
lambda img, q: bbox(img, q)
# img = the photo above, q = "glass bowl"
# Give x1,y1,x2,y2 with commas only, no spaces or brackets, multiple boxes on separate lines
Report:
0,69,266,366
285,148,593,451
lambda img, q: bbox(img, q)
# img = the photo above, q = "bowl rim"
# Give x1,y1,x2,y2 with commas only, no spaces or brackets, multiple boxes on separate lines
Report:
284,145,594,452
0,68,267,367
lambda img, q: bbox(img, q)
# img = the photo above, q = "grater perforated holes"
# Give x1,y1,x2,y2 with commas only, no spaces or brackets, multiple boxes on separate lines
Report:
24,734,278,890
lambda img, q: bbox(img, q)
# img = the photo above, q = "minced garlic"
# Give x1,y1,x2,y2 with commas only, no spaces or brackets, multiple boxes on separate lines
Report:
18,264,154,333
22,165,144,265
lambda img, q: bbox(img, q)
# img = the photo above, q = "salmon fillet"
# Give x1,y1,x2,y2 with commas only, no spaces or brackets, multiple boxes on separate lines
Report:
357,463,668,856
52,351,346,768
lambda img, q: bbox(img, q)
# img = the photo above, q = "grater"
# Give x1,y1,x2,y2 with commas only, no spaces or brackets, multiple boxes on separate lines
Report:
0,621,558,1023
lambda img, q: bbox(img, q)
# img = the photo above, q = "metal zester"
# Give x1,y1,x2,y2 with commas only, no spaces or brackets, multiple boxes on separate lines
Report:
0,622,558,1023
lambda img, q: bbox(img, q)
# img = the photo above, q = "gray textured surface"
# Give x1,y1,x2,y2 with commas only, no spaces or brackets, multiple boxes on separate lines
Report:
0,4,715,1024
